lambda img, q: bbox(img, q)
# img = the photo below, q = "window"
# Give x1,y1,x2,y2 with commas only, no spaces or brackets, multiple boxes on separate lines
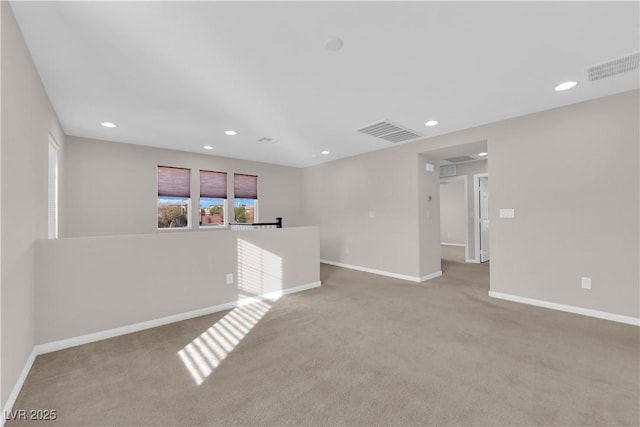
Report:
48,135,60,239
157,166,191,229
200,170,227,227
233,174,258,223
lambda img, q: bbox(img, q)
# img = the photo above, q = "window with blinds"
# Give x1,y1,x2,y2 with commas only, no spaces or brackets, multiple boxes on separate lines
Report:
157,166,191,229
233,174,258,223
200,170,227,227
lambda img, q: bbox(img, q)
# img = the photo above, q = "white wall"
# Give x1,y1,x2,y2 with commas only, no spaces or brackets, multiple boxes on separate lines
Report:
304,146,422,279
35,227,320,345
487,92,638,318
418,154,443,279
62,136,305,237
439,180,465,245
1,1,66,411
306,90,639,319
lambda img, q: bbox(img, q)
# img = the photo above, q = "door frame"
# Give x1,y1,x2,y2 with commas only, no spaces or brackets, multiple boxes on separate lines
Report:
440,175,470,262
473,173,489,263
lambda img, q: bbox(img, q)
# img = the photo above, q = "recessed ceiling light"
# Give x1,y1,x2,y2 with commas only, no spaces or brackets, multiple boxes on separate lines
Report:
203,145,214,150
321,150,330,155
225,130,237,136
554,81,577,91
425,120,438,127
101,122,117,128
478,152,488,156
312,154,318,158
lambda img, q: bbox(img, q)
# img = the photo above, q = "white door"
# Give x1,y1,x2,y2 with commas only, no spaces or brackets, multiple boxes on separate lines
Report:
479,177,490,262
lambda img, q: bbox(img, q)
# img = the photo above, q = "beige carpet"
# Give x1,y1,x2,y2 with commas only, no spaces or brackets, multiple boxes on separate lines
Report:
8,246,639,426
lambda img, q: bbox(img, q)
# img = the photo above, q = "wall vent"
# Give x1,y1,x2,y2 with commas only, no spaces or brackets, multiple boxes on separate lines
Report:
440,165,457,177
356,120,422,143
587,52,639,81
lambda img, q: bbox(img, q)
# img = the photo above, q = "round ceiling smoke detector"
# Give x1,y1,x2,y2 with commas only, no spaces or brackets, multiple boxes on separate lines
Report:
325,37,343,51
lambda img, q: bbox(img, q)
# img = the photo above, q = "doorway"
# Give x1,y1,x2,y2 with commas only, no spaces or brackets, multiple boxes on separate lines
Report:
439,176,468,262
474,174,490,263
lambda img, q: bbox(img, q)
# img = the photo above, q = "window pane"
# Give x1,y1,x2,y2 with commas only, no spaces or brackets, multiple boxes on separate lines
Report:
200,198,225,226
234,199,256,223
158,196,189,228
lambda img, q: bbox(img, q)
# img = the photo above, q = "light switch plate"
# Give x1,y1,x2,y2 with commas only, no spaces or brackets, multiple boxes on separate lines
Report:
499,209,515,219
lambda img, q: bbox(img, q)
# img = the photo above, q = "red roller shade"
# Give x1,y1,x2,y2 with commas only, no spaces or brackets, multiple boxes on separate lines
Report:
234,174,258,199
200,170,227,199
157,166,190,198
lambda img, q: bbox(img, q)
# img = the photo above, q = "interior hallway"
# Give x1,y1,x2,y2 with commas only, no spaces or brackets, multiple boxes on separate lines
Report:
7,248,638,426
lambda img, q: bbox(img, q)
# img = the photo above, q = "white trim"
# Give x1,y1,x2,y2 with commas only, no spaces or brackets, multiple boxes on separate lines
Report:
441,242,465,247
419,270,443,282
488,291,640,326
439,175,469,262
321,259,441,283
47,133,60,150
47,135,59,239
2,349,37,427
473,173,489,263
34,281,321,355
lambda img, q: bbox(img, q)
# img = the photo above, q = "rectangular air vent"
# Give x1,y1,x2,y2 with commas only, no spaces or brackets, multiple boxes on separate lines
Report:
444,155,476,163
356,120,422,143
440,165,457,177
587,52,640,81
257,137,278,144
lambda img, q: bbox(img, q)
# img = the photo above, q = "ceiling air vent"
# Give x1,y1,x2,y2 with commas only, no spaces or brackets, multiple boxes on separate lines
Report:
587,52,640,81
356,120,422,143
440,165,457,178
257,137,278,144
444,155,476,163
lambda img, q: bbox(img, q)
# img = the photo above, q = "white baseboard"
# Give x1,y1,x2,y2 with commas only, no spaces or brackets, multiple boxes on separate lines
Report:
419,271,443,281
2,348,37,427
321,259,441,283
488,291,640,326
36,281,322,355
0,280,322,422
441,242,465,247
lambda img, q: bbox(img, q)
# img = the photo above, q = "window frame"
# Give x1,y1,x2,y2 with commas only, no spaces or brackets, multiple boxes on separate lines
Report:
233,198,259,224
233,174,258,224
48,135,60,239
199,197,228,228
198,169,228,229
157,166,192,230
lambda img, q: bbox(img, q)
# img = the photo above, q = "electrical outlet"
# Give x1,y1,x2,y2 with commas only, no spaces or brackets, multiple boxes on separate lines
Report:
581,277,591,290
226,273,234,285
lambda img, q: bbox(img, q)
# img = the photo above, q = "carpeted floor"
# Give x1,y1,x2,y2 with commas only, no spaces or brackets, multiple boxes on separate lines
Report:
7,246,639,426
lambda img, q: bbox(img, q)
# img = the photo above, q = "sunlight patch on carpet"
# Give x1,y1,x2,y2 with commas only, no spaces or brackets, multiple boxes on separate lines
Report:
178,238,283,385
